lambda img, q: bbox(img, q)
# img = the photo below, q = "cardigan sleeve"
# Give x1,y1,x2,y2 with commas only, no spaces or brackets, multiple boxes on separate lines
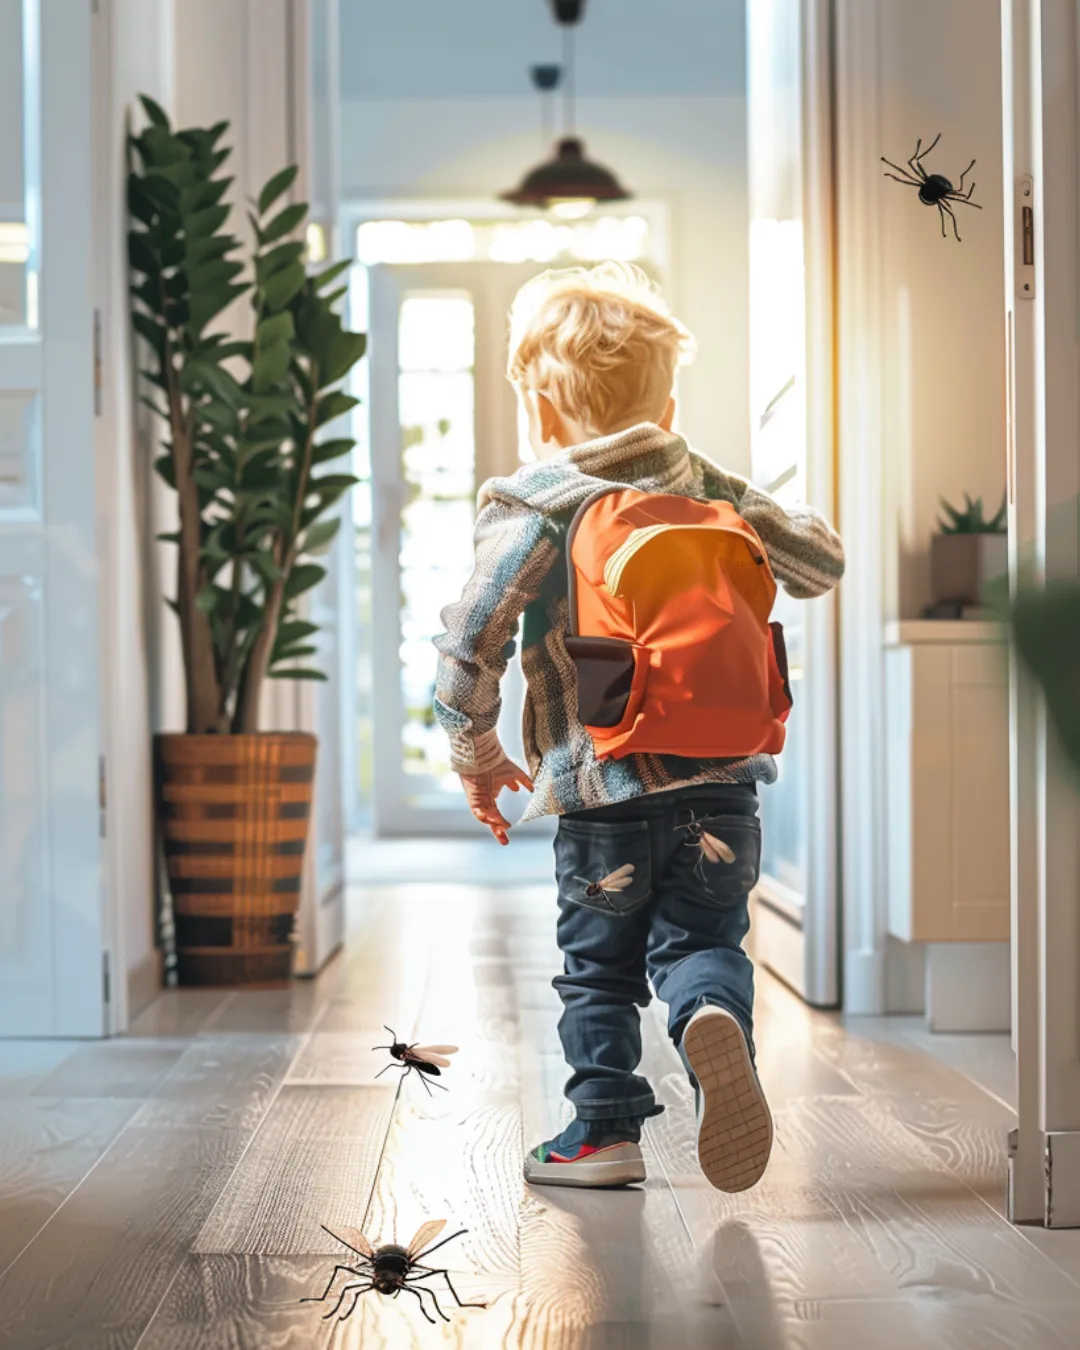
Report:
433,495,560,771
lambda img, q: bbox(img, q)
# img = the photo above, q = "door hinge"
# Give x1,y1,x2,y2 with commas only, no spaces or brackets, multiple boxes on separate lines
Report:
99,754,107,838
93,309,103,414
102,952,111,1006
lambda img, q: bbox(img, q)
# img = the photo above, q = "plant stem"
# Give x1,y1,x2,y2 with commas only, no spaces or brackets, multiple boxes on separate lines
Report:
163,328,222,733
234,363,320,733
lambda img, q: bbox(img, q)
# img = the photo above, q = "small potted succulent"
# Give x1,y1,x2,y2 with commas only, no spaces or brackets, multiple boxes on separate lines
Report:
128,98,366,986
931,493,1008,608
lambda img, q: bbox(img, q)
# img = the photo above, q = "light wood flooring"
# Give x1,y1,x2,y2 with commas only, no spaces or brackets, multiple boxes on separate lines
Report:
2,881,1080,1348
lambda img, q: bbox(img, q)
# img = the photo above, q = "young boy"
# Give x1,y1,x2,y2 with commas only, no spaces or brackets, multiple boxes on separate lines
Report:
433,263,844,1192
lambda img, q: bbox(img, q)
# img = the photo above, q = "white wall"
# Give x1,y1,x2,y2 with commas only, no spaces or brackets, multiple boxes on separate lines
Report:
878,0,1006,620
338,2,751,473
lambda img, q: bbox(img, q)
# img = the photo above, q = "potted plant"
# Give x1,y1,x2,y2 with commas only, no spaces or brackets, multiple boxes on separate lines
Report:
128,98,366,985
931,492,1008,609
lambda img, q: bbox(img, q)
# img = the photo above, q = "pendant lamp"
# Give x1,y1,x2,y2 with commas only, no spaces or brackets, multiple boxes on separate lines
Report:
500,0,631,216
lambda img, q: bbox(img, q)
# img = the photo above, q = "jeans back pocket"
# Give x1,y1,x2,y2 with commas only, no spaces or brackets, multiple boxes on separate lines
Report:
677,812,762,904
555,818,653,916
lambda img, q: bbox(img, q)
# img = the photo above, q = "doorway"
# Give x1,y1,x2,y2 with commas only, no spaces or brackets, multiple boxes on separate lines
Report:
342,208,666,838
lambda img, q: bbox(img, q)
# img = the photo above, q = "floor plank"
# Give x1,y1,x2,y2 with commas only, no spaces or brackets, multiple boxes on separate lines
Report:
134,1254,331,1350
126,989,235,1039
0,1124,260,1350
132,1034,304,1133
0,1041,82,1100
29,1040,187,1100
0,1098,137,1278
193,1085,398,1256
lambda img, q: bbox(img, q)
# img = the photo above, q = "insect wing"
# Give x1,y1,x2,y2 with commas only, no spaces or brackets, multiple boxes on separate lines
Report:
597,863,635,892
700,832,735,865
412,1045,456,1067
323,1224,374,1259
407,1218,448,1258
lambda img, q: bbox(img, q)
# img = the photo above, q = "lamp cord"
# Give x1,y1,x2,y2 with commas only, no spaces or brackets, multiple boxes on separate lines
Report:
563,26,575,138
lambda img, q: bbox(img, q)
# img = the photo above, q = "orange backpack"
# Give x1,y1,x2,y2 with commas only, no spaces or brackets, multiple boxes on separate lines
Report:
565,487,792,760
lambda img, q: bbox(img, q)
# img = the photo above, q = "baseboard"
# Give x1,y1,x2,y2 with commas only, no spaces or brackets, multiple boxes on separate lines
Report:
925,942,1011,1033
127,949,164,1024
844,946,887,1015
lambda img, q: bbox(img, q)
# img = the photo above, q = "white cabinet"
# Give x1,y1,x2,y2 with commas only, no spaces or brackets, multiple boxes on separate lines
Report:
884,623,1010,944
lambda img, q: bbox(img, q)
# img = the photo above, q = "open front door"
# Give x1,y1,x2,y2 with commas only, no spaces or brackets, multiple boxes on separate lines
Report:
0,0,105,1035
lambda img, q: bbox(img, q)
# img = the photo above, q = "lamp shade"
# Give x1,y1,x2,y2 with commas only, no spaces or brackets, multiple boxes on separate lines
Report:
500,137,631,208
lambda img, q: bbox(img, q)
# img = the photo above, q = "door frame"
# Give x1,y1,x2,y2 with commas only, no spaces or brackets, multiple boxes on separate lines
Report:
746,0,840,1010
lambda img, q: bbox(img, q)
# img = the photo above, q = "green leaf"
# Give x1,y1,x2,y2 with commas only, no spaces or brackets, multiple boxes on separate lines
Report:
256,240,306,286
263,261,307,312
257,311,295,349
275,620,319,646
301,517,341,555
128,232,160,277
196,400,240,436
258,165,300,215
1012,581,1080,773
186,233,239,268
180,359,246,409
185,203,231,238
315,391,360,427
267,667,328,681
261,201,308,245
284,563,327,599
188,282,249,336
313,259,352,292
311,437,355,466
189,258,246,292
156,530,180,544
195,584,226,615
139,94,171,129
274,644,318,662
250,551,284,584
131,311,166,356
253,341,291,394
153,453,176,487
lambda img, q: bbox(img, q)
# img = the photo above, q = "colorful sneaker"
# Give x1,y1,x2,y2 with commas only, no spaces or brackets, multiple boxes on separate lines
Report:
681,1005,773,1192
523,1117,646,1189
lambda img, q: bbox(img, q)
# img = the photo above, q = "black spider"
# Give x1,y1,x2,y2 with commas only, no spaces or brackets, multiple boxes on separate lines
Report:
881,134,983,241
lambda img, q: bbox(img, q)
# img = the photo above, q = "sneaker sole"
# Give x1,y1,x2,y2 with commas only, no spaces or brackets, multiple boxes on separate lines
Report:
683,1007,773,1192
523,1143,646,1189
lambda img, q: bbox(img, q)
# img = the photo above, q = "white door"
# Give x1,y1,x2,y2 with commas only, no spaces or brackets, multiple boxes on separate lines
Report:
1002,0,1080,1228
366,261,548,836
746,0,839,1007
0,0,104,1035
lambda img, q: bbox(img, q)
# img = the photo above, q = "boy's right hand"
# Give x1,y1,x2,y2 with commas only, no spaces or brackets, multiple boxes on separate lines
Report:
458,757,534,846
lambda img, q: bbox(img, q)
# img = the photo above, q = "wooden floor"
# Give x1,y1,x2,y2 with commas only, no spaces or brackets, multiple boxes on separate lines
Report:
3,882,1080,1348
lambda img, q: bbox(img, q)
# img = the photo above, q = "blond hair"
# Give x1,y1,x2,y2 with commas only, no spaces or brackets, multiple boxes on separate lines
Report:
507,262,695,435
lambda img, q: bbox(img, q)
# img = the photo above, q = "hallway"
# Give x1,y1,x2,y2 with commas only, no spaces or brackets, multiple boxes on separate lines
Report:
2,882,1079,1349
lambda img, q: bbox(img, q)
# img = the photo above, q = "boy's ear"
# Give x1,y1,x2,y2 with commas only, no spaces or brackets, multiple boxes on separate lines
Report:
659,396,676,431
536,392,565,445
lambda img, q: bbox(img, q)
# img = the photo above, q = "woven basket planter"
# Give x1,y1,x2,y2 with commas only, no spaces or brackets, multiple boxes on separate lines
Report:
156,733,317,987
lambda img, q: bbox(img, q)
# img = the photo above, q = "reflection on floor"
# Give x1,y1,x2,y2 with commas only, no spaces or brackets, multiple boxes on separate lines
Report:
0,881,1077,1348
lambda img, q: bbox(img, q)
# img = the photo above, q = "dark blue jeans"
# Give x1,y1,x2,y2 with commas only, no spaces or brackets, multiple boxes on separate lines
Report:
552,784,761,1122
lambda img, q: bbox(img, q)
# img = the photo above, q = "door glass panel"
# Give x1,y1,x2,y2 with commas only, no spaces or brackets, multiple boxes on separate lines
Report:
0,0,37,328
397,294,476,793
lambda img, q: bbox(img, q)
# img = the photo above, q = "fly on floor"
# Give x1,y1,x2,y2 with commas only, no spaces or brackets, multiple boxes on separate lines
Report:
2,880,1080,1349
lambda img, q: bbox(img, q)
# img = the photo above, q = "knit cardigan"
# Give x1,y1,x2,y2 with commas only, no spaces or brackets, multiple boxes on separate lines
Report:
433,423,845,821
